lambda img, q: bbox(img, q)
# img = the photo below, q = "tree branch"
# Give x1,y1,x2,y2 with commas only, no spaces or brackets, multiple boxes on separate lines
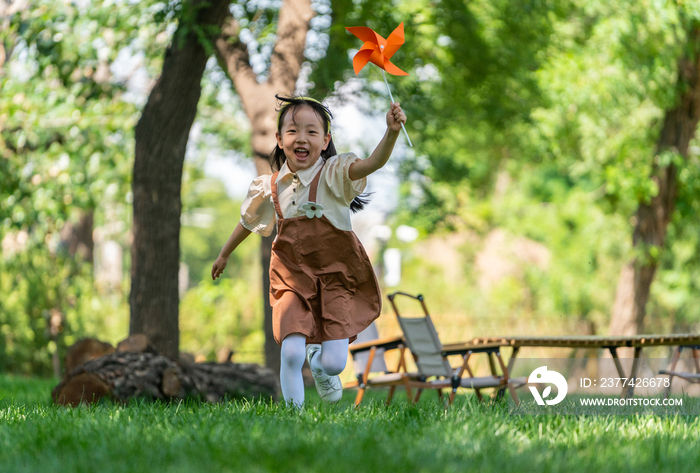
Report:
214,0,314,172
214,12,260,118
269,0,314,89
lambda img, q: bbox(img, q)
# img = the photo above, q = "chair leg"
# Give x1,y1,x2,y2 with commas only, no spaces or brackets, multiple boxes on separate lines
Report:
664,346,682,400
437,389,443,401
386,385,396,405
508,382,520,406
414,388,423,403
449,388,457,405
402,377,414,404
354,388,365,407
474,388,484,402
354,347,376,407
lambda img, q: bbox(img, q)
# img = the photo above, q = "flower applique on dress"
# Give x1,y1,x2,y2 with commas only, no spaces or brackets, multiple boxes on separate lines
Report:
300,202,324,219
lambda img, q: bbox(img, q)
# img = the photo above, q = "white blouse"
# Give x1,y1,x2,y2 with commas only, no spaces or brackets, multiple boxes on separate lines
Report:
240,153,367,237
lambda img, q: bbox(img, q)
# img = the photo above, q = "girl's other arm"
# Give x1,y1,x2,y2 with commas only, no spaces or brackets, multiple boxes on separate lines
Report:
348,102,407,181
212,223,252,280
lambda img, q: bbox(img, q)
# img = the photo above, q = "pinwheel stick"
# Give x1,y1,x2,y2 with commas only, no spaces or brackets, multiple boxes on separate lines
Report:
381,69,412,147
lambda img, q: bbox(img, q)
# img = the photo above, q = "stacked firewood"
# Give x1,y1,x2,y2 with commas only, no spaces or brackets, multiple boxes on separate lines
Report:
52,335,279,406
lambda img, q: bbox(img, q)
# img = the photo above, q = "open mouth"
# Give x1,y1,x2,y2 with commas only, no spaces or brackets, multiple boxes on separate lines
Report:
294,148,309,159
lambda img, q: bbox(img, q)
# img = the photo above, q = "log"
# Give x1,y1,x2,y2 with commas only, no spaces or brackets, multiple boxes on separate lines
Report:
65,338,115,373
116,333,156,354
53,350,279,406
52,372,112,407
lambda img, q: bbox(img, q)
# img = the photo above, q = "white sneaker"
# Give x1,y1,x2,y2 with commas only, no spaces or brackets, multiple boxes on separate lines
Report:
305,344,342,403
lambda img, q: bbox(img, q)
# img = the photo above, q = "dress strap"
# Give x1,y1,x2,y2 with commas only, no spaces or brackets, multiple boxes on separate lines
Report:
270,172,283,219
308,161,326,203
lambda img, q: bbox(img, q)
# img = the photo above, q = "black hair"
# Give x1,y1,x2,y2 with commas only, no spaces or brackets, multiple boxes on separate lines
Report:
270,94,370,213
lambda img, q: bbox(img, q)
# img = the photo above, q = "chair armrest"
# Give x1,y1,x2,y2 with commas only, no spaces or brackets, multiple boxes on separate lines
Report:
659,370,700,382
349,335,404,355
508,376,528,388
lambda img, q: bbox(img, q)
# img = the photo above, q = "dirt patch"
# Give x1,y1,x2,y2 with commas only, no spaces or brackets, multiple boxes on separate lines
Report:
418,231,479,283
475,229,551,291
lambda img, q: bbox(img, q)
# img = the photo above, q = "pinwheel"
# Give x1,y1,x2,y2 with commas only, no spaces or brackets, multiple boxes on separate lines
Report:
346,23,408,77
346,23,412,147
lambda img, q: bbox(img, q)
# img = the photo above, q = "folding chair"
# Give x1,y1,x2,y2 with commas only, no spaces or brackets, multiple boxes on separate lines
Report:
346,323,416,406
659,344,700,398
388,292,524,405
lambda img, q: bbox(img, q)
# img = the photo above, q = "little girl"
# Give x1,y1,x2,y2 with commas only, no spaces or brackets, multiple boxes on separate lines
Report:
212,95,406,406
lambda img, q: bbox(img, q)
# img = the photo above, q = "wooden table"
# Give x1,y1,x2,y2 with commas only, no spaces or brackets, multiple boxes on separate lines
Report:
352,333,700,398
448,334,700,397
350,336,511,365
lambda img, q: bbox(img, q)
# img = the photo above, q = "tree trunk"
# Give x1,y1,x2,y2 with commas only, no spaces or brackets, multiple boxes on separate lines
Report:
213,0,314,374
130,0,229,359
609,27,700,338
59,210,94,262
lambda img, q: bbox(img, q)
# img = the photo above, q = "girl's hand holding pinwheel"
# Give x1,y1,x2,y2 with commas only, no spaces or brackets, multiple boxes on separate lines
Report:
386,102,407,133
346,22,412,147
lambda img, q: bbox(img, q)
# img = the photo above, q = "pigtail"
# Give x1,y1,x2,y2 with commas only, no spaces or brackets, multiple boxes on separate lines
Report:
349,194,372,213
272,94,373,213
270,145,286,172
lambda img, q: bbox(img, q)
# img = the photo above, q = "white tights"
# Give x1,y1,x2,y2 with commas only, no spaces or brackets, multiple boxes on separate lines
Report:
279,334,349,407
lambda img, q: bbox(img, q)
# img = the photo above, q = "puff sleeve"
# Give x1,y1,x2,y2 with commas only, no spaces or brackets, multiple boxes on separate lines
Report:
240,175,276,237
324,153,367,204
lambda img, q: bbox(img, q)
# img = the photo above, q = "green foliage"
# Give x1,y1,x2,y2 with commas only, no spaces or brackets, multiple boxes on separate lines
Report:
196,63,252,157
651,151,700,329
0,250,93,375
492,182,629,328
389,180,630,342
179,165,264,363
162,0,226,55
0,0,259,373
514,0,700,329
180,277,265,363
2,377,700,473
0,0,171,374
374,0,700,332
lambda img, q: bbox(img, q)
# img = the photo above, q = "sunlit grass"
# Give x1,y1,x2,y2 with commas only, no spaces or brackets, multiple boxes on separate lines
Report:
1,375,699,472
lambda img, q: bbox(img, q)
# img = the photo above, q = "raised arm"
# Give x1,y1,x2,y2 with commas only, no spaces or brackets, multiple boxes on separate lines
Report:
348,102,407,181
212,222,252,280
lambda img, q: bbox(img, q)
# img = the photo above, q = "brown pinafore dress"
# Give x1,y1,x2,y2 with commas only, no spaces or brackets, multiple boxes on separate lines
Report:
268,162,381,345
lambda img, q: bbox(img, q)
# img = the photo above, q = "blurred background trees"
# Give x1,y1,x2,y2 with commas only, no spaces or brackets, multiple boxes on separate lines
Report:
1,0,150,374
2,0,700,376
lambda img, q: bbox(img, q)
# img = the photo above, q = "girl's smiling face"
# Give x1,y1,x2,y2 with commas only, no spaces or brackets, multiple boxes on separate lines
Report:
276,105,331,173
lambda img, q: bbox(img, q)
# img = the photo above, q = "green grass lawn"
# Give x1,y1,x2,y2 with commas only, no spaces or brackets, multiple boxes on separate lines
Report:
1,375,699,473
